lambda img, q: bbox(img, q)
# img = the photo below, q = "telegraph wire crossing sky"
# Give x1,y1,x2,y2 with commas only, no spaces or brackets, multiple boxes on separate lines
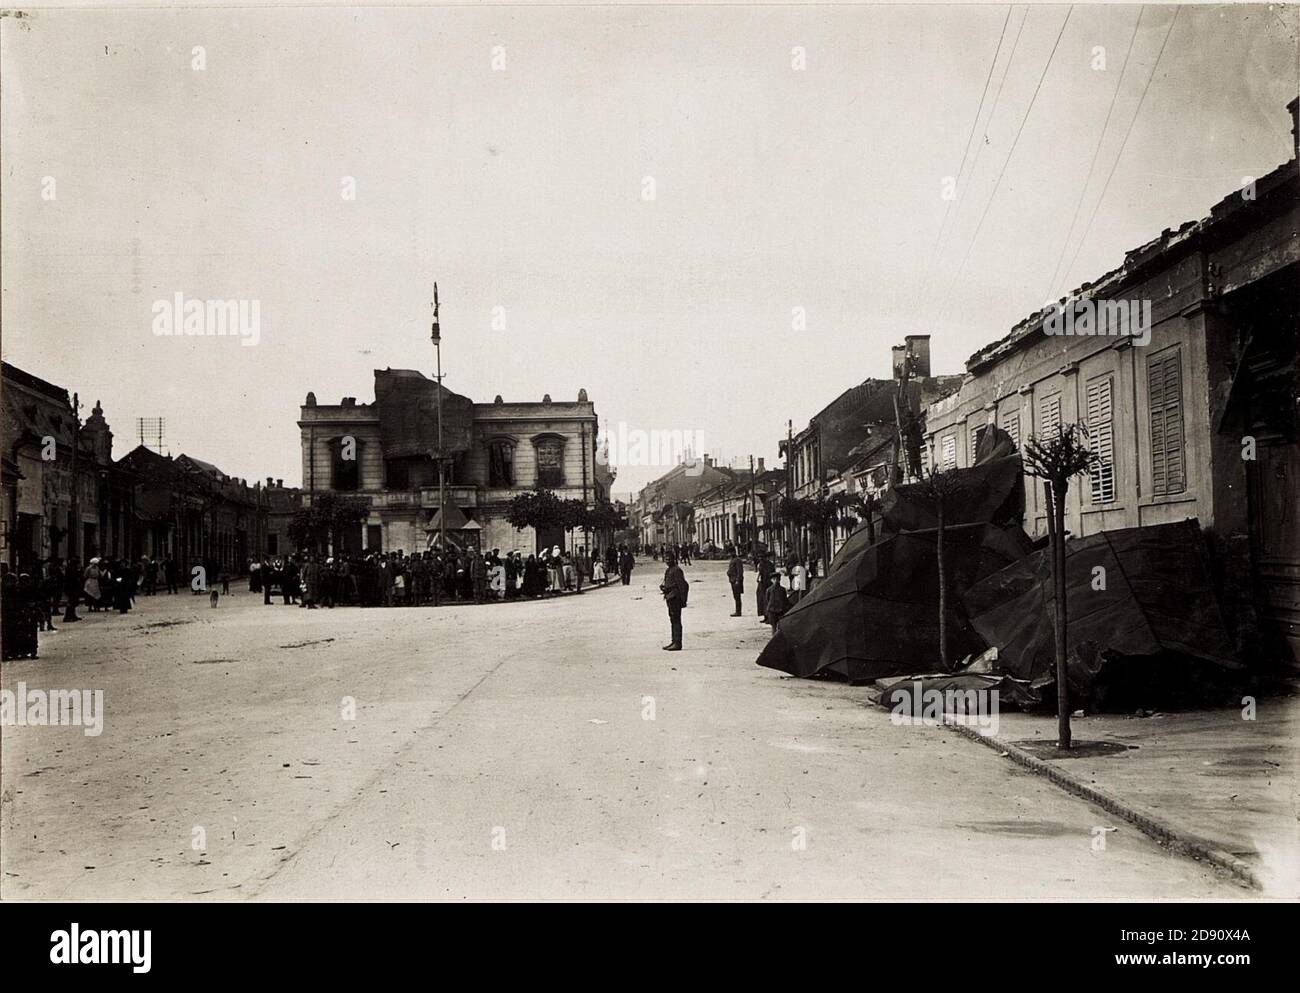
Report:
1,4,1296,493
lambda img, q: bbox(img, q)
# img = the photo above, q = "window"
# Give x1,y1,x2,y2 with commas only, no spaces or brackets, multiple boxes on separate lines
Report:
1086,374,1116,504
970,424,988,463
1000,409,1021,450
535,437,565,488
1039,394,1062,439
488,440,515,487
330,438,360,492
1148,347,1186,495
385,459,410,490
940,434,957,470
267,534,278,555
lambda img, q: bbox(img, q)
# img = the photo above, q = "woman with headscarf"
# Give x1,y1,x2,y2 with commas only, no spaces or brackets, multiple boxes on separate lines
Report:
548,546,563,594
83,558,103,611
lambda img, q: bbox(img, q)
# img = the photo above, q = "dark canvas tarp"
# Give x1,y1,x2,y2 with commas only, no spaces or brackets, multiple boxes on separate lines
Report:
962,519,1241,691
757,523,1035,684
373,369,475,460
878,453,1025,534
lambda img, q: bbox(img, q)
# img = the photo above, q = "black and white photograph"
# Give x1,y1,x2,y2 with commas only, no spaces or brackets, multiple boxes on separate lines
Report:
0,0,1296,946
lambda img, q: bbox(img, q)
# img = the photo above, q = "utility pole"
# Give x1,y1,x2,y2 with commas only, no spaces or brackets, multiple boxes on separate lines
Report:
63,392,82,622
66,392,81,561
785,419,794,559
432,283,446,555
748,454,756,552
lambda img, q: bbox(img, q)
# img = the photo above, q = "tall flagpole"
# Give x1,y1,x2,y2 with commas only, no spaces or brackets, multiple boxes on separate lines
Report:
432,283,445,554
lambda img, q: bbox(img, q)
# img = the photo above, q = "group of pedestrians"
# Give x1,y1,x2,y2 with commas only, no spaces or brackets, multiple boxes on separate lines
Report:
1,553,190,660
651,542,694,565
252,543,638,609
658,544,818,652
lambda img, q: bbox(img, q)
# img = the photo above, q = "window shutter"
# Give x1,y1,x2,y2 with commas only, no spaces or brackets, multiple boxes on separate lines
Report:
1000,410,1021,449
1039,394,1061,439
941,434,956,470
1148,350,1185,496
1086,376,1115,504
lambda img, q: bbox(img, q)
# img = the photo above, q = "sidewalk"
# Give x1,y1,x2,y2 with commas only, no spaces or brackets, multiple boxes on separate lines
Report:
944,696,1299,894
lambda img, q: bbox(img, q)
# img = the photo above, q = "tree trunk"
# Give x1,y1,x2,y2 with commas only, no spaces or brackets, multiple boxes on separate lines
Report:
936,499,948,670
1045,480,1071,750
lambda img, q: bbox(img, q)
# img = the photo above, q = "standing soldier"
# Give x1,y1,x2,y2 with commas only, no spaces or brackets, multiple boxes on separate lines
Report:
470,549,488,604
726,545,744,617
659,551,688,651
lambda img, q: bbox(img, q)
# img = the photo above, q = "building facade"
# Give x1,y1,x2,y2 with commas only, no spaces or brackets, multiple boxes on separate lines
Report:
925,106,1299,664
298,369,611,556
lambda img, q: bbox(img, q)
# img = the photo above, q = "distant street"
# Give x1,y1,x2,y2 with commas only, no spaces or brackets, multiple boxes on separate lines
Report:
1,559,1238,900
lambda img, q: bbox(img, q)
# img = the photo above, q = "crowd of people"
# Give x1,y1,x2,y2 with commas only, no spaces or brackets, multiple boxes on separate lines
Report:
0,553,195,660
250,543,639,609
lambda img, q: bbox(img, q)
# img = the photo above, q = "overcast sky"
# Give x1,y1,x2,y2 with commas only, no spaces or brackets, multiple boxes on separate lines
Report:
3,3,1296,496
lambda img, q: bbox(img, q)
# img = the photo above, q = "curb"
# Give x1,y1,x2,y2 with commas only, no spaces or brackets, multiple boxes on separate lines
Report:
940,716,1260,890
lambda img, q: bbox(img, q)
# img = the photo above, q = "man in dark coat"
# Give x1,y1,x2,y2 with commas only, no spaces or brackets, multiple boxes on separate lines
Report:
470,550,488,604
618,546,634,585
756,551,775,623
659,551,688,651
726,545,744,617
765,571,789,631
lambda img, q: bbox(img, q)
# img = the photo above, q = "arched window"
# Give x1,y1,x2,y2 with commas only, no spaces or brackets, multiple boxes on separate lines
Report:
488,439,515,487
534,435,565,488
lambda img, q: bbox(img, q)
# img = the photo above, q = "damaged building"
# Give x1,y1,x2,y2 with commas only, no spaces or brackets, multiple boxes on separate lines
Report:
298,369,613,555
925,99,1300,666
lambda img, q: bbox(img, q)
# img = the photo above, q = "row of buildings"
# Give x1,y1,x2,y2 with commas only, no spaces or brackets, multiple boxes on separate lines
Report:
2,359,621,574
634,98,1299,665
1,360,301,577
629,337,962,561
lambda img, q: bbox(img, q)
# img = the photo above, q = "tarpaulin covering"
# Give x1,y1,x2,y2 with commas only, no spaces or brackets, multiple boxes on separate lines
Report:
962,519,1241,692
878,453,1025,534
374,369,474,460
757,523,1035,684
867,672,1039,712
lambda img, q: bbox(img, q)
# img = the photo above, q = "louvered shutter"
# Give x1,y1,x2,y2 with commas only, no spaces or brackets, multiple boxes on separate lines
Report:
1149,350,1185,495
1039,394,1061,439
1087,376,1115,503
941,434,956,470
1001,410,1021,449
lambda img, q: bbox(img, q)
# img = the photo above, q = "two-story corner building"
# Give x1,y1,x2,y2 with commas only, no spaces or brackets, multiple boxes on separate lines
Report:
298,368,610,556
924,102,1299,664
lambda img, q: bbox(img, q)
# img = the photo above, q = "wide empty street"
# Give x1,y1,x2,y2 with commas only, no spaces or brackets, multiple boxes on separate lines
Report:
1,560,1241,900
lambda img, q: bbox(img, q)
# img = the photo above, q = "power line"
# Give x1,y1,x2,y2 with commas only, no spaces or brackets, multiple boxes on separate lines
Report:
1043,5,1145,300
910,5,1015,314
934,5,1075,323
1060,5,1181,290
